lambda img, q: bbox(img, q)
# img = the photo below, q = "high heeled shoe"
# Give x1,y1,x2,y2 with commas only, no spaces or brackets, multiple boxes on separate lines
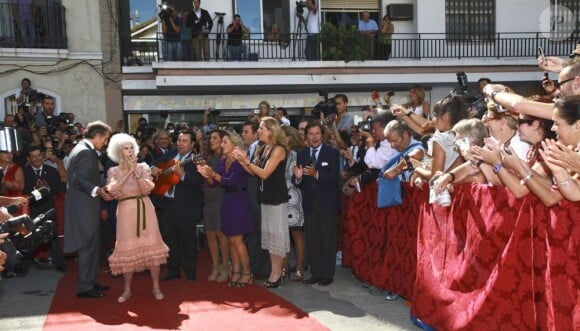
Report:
292,270,304,282
228,270,241,287
215,264,229,283
264,275,283,288
236,273,253,287
207,265,219,281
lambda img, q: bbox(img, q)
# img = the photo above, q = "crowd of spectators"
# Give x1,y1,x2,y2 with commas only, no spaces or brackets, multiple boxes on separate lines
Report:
1,45,578,319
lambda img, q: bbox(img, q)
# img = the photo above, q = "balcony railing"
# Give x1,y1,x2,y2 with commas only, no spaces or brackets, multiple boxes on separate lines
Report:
0,2,67,49
122,32,578,66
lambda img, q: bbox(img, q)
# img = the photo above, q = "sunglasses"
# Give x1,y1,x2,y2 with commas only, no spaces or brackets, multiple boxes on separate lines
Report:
517,118,535,126
555,76,576,89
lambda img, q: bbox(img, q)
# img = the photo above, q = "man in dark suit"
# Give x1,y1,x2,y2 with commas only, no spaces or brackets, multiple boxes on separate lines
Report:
241,121,270,278
292,121,340,286
152,130,203,281
186,0,213,61
23,146,66,272
64,121,113,298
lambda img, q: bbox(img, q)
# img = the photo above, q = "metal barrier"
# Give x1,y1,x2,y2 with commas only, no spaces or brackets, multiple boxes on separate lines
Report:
123,32,579,65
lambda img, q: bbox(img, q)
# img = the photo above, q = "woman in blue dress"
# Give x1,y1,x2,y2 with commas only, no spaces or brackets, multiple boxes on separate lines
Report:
198,131,254,287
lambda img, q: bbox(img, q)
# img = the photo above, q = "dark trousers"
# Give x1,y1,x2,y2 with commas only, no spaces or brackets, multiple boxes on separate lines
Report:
158,200,197,278
305,34,319,60
77,226,100,292
304,202,336,280
245,181,270,276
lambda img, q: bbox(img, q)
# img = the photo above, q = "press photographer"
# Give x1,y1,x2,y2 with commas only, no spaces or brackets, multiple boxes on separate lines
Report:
15,78,37,112
0,208,58,278
159,4,182,61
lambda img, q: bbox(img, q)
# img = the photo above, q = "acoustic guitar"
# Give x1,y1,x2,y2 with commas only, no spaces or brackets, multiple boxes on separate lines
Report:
151,153,205,196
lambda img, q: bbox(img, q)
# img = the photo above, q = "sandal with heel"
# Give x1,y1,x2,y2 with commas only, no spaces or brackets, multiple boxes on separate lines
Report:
228,270,241,287
236,273,253,287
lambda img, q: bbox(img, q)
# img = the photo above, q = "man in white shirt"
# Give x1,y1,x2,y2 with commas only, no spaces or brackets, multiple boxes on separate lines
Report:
305,0,319,60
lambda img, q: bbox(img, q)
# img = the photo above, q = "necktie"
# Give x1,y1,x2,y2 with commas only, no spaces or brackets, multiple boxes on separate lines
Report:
311,149,317,166
36,169,41,177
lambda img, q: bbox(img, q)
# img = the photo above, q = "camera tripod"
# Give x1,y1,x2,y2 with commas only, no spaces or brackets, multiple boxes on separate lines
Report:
213,13,225,61
293,9,308,60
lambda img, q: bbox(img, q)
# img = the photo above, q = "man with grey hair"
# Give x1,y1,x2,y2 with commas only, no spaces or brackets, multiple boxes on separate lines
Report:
64,120,113,298
382,120,425,182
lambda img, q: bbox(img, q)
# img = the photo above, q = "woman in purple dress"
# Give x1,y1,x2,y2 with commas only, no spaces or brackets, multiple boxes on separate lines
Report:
198,131,254,287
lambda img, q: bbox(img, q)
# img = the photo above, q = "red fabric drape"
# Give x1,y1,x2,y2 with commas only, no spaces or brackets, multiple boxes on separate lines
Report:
342,182,579,330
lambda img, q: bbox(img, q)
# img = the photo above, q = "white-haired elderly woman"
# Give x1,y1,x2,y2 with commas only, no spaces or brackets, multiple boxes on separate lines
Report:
105,133,169,303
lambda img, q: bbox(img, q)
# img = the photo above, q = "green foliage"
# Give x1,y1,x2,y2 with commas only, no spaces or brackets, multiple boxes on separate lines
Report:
319,23,366,62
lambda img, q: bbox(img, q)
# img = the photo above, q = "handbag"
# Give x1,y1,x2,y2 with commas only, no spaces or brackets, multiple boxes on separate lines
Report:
377,176,402,207
376,141,423,208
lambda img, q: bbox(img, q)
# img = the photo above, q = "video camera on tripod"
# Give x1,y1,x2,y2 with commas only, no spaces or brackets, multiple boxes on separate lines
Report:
296,1,308,15
215,11,226,23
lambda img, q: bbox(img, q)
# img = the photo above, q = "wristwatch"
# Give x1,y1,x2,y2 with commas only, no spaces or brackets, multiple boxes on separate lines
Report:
492,162,503,173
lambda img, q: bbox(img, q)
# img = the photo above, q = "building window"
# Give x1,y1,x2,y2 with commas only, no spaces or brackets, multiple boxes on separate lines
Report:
445,0,495,41
234,0,290,39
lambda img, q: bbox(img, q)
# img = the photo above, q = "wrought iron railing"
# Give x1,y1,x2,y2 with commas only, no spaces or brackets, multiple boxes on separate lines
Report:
0,2,67,49
122,32,579,66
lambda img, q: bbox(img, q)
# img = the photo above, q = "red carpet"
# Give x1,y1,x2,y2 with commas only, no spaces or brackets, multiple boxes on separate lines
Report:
44,249,328,331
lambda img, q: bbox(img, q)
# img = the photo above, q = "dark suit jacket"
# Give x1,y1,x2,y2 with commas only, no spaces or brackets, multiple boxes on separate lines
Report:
23,164,64,218
185,8,213,38
293,143,340,214
155,150,204,221
63,141,105,253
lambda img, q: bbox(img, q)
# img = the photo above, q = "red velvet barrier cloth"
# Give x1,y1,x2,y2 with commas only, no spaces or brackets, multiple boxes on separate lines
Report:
342,183,579,330
342,182,426,300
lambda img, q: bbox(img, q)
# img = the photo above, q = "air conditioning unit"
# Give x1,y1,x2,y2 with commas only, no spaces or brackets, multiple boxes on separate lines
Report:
386,4,413,21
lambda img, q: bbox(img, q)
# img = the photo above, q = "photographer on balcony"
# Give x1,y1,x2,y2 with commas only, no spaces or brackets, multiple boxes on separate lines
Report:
186,0,213,61
304,0,319,61
159,5,182,61
226,14,249,61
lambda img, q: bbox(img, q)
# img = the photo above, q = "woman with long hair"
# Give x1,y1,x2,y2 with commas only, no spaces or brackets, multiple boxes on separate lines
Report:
201,129,229,282
281,126,306,281
198,131,255,286
105,133,169,303
233,117,290,288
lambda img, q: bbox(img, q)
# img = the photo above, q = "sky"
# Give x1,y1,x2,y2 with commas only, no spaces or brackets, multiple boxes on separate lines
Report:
129,0,157,24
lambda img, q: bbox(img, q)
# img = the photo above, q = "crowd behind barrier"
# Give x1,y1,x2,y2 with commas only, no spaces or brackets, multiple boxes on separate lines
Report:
342,182,579,331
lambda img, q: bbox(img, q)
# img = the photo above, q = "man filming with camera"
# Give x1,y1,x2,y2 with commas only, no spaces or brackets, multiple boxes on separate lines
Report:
159,4,182,61
303,0,319,61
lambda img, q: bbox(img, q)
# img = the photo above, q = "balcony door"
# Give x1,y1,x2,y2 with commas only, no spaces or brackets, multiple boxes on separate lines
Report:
320,0,379,28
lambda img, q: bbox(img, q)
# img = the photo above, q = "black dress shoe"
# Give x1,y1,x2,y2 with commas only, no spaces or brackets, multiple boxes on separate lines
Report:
302,277,321,285
94,283,110,291
161,273,180,281
318,278,333,286
77,289,105,298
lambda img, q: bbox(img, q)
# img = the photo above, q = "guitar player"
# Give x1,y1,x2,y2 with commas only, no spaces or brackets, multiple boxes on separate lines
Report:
151,130,204,281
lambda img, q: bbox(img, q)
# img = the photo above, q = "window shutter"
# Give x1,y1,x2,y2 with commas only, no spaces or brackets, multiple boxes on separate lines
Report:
321,0,379,10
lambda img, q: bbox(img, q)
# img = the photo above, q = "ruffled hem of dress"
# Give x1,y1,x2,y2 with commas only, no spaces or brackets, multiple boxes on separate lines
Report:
261,242,290,258
109,244,169,275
